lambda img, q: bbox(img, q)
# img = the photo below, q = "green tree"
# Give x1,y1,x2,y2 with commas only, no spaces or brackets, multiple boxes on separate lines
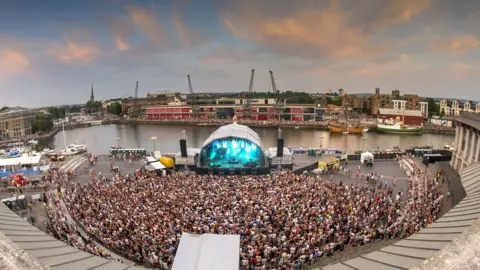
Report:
440,108,445,118
107,102,122,115
426,98,439,116
0,106,9,112
34,138,50,152
32,113,54,134
327,97,342,106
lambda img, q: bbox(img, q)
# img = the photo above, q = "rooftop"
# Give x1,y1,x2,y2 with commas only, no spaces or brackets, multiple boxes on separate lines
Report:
378,108,423,117
456,111,480,131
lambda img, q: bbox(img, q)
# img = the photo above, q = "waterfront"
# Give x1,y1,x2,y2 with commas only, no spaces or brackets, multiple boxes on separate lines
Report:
51,124,455,154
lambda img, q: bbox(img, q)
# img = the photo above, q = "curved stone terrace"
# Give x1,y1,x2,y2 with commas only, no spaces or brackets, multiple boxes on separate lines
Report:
315,161,480,270
1,160,479,269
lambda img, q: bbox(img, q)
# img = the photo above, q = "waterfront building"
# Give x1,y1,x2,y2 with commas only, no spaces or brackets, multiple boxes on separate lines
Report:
419,101,429,118
0,107,37,138
451,111,480,171
392,89,400,100
370,91,392,115
342,94,365,110
406,95,420,110
392,100,407,110
376,108,424,126
144,102,324,121
439,99,479,117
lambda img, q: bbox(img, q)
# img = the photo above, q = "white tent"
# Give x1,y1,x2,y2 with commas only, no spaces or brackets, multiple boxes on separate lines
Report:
172,233,240,270
360,152,374,164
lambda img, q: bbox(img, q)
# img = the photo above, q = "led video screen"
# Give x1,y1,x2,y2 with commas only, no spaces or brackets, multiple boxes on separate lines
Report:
199,137,265,168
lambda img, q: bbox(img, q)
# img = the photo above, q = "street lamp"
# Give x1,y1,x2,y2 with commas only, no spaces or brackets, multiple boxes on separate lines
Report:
116,137,120,147
151,136,157,152
319,136,324,149
362,136,366,152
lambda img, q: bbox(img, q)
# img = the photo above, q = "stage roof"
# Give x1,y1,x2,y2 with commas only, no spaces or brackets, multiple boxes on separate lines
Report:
172,233,240,270
202,123,263,149
0,154,42,167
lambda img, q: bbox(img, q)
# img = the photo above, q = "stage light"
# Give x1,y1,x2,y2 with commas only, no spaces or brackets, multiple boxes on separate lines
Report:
241,141,245,148
251,144,257,150
246,146,251,152
223,142,227,148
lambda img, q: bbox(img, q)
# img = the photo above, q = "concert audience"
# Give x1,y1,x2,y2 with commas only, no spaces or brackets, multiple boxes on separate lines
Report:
63,165,443,270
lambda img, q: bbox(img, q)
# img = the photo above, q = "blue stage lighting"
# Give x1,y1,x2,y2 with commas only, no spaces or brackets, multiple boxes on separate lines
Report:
222,142,227,148
232,140,237,149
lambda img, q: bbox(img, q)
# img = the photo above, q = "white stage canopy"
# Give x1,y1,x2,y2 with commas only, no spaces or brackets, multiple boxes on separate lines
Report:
360,151,374,164
172,233,240,270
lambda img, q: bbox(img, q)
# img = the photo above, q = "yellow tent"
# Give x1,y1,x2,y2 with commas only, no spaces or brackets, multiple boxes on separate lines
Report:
318,161,327,170
159,156,175,168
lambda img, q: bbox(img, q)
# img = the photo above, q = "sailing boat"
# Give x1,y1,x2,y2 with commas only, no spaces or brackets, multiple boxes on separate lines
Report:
59,122,85,155
376,111,424,134
329,108,367,134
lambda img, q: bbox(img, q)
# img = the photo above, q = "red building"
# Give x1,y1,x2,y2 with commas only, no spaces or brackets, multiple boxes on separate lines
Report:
144,104,323,121
377,108,424,126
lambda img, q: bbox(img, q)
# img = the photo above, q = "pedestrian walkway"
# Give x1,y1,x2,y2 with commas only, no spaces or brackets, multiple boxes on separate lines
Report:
58,155,88,173
318,161,480,270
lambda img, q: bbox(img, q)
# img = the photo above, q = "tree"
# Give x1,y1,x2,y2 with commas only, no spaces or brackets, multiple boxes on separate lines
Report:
107,102,122,115
0,106,9,112
440,108,445,118
32,113,53,134
426,98,439,116
34,138,50,152
327,97,342,106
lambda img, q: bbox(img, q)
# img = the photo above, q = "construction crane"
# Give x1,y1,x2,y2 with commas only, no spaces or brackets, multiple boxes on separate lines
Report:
130,81,140,118
242,69,255,119
269,70,284,121
187,75,200,118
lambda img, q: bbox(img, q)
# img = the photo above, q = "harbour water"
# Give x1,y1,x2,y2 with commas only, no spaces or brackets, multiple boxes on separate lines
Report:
51,124,455,154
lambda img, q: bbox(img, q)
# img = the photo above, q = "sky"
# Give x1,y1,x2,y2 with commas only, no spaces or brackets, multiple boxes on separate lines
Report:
0,0,479,107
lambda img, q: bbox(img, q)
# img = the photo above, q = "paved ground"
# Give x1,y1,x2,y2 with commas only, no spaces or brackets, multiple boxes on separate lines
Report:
70,155,142,185
321,160,408,200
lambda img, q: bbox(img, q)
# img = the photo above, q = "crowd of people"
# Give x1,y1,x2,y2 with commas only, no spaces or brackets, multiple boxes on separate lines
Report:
44,190,118,261
62,162,444,270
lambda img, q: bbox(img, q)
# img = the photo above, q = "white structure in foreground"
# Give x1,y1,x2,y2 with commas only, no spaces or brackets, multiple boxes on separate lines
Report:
451,111,480,171
172,233,240,270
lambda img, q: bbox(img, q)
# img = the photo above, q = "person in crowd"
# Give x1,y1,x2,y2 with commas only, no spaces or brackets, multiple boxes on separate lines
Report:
61,165,443,270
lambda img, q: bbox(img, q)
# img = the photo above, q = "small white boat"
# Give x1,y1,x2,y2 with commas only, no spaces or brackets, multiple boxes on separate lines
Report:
61,147,80,156
28,139,39,145
66,142,87,153
342,131,349,135
362,128,369,133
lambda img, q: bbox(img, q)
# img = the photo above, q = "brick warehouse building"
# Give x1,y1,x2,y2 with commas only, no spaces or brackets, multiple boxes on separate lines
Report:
376,108,424,126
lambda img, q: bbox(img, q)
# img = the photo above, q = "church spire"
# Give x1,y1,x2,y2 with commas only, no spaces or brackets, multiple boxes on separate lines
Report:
90,84,94,102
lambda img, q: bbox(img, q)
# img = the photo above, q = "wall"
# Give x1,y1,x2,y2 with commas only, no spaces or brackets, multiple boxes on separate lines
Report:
377,114,423,125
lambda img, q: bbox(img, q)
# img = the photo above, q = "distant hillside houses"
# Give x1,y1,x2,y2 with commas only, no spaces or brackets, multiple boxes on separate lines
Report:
439,99,480,117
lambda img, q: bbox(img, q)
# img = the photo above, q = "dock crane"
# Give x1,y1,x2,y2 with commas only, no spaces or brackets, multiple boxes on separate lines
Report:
187,75,200,118
242,69,255,119
130,81,140,118
269,70,285,121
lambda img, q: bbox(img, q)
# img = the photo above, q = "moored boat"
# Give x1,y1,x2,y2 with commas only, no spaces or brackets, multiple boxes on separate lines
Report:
376,122,424,134
329,124,365,134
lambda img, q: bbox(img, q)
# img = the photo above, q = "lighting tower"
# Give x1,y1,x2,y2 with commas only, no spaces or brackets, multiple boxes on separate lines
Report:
187,75,200,118
269,70,284,121
242,69,255,119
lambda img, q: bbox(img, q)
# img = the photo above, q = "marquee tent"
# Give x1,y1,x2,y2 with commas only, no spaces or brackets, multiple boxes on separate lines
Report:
172,233,240,270
360,152,374,164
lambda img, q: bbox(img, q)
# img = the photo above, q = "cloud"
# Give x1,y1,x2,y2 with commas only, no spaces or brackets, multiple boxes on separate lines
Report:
110,18,132,51
371,0,430,29
220,0,425,60
352,53,428,76
430,35,480,53
50,41,98,64
126,6,168,47
450,62,476,76
0,50,30,79
172,12,191,48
